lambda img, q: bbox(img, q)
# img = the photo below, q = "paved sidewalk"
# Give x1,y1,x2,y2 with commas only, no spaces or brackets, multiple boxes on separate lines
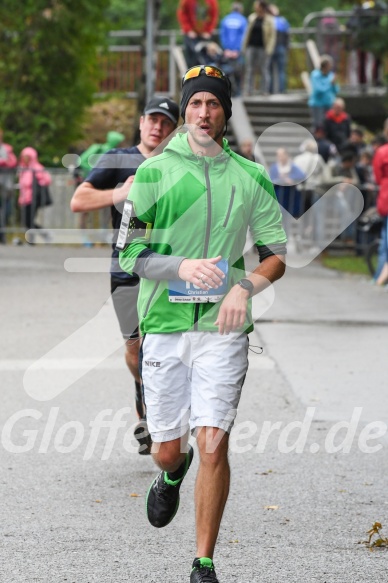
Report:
1,245,387,582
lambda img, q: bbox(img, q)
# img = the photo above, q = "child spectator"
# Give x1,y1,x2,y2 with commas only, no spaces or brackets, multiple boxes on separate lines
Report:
18,147,52,244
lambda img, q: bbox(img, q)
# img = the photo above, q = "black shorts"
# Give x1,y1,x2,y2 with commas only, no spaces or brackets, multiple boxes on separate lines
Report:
111,280,140,340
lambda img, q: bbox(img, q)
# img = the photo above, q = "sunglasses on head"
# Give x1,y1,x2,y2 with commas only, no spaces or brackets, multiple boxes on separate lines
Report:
182,65,230,89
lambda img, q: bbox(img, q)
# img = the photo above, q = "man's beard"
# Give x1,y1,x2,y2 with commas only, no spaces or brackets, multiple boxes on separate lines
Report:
189,125,224,151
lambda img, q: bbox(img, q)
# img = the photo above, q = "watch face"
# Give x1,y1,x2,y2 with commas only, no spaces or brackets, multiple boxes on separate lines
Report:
238,279,253,294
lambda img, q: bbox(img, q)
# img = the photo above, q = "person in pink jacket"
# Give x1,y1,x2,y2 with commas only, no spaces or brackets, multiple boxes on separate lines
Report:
0,128,17,244
18,147,52,242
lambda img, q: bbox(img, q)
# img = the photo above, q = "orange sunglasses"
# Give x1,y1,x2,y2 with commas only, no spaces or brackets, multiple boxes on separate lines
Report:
182,65,230,88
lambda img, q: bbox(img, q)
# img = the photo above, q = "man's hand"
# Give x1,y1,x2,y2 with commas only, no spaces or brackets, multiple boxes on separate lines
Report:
112,175,135,207
214,285,249,335
178,255,225,290
214,255,286,335
188,30,197,38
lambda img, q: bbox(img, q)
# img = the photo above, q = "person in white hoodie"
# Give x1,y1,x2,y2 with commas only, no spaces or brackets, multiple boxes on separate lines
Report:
294,139,327,249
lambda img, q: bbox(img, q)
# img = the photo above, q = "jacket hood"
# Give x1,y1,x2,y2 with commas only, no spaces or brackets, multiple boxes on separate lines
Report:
163,131,232,166
20,147,39,163
106,131,125,148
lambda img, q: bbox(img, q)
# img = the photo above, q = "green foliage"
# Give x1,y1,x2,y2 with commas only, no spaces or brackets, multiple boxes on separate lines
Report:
0,0,110,161
107,0,350,30
321,254,371,276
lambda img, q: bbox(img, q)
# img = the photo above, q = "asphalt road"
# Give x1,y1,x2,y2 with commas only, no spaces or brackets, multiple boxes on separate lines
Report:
1,244,388,582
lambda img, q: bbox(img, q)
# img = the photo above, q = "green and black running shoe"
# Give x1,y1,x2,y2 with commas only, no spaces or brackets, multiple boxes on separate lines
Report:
146,444,194,528
190,558,219,583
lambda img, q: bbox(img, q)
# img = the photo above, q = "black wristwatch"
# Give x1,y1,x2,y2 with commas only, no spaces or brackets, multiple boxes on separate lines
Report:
236,278,254,297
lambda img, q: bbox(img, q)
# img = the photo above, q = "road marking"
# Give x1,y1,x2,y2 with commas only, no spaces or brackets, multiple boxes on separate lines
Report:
0,359,125,371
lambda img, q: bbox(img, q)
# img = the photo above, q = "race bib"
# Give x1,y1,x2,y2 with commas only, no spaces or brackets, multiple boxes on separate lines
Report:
168,259,228,303
116,200,133,250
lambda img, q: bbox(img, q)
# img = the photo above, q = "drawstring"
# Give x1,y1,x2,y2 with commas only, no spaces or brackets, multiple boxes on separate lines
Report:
249,344,263,355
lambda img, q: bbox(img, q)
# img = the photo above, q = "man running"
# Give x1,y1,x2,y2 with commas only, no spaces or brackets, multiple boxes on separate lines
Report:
71,96,179,454
118,67,286,580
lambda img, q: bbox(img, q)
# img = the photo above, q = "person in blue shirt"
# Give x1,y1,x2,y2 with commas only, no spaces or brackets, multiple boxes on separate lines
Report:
308,55,339,130
219,2,247,96
269,5,290,94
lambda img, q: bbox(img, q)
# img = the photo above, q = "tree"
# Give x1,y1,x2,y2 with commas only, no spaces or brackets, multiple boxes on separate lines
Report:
0,0,110,161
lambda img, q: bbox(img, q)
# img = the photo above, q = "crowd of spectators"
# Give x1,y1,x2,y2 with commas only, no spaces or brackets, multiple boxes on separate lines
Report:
177,1,387,98
262,106,388,261
0,130,53,245
1,2,387,261
177,1,291,96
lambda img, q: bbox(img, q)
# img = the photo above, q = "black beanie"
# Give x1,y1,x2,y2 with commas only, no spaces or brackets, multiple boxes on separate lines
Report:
180,73,232,122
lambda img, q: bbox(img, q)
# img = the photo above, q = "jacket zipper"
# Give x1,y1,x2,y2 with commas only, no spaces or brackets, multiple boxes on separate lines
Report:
222,185,236,228
143,282,160,318
194,161,212,330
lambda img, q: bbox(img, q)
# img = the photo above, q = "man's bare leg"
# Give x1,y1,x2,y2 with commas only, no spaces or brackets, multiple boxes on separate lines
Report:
151,434,189,473
146,433,193,528
194,427,230,559
125,338,140,384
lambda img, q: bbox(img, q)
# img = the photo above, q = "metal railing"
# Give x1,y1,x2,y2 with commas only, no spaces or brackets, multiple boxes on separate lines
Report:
0,169,110,245
0,166,376,254
98,16,387,98
98,27,314,97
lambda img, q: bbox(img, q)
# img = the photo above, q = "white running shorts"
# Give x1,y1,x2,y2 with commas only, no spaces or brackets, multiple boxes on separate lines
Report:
141,331,249,442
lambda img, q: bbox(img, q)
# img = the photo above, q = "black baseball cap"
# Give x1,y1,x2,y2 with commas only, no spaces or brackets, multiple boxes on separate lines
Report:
143,97,180,125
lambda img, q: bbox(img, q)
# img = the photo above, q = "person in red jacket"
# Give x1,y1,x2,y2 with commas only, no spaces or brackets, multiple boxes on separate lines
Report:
177,0,219,68
323,97,351,152
0,128,17,244
373,118,388,286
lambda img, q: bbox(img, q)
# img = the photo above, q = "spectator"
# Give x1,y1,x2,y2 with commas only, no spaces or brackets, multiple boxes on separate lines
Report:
323,97,351,152
79,131,125,180
316,7,342,70
237,138,255,161
18,147,52,244
355,148,378,251
371,134,387,154
177,0,219,69
308,55,339,130
321,150,360,242
269,147,305,236
313,125,338,163
345,128,366,158
294,139,327,248
78,131,125,246
372,118,388,285
242,1,276,96
0,128,17,244
294,139,326,201
268,4,290,94
346,1,385,88
219,2,247,96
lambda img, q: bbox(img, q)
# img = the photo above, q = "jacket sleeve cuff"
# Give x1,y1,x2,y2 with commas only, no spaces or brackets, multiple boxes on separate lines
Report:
133,250,187,280
256,244,287,262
